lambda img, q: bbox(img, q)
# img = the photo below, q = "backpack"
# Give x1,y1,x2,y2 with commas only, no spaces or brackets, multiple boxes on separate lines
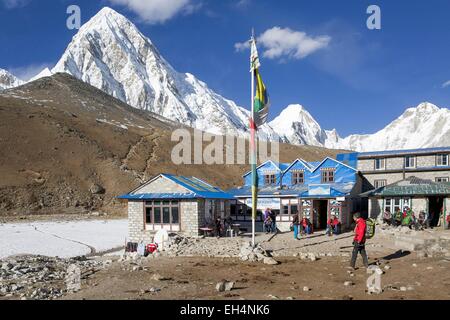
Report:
366,218,376,239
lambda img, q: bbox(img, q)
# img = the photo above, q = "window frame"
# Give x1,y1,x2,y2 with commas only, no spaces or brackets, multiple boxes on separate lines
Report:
384,198,411,213
144,200,181,231
404,156,416,169
291,170,305,185
321,169,335,183
436,154,449,167
264,174,277,186
374,179,387,189
374,158,386,171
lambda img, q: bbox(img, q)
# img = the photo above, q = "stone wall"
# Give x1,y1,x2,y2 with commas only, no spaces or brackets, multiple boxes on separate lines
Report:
416,155,438,168
363,173,405,187
368,198,383,221
412,198,427,215
127,201,153,243
180,200,201,237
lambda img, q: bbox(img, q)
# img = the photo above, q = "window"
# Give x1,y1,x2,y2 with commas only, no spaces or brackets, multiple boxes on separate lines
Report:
264,174,276,186
145,201,180,227
375,158,386,170
384,198,411,213
154,207,161,224
162,207,170,224
292,171,304,185
171,207,179,224
385,199,392,212
404,156,416,168
436,177,449,183
436,154,449,166
290,205,298,215
282,204,289,215
374,180,387,188
145,207,152,224
321,169,335,183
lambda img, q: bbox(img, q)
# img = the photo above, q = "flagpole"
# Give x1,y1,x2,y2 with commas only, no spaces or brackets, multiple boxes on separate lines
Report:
250,31,257,248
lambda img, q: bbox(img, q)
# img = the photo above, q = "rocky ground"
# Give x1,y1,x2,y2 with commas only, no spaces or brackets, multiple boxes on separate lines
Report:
1,226,449,300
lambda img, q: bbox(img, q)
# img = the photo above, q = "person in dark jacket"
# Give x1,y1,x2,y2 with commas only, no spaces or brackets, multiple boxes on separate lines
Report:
215,217,222,238
269,209,277,234
350,213,369,270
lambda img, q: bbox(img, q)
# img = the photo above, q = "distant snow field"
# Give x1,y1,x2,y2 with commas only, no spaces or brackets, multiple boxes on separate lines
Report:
0,219,127,259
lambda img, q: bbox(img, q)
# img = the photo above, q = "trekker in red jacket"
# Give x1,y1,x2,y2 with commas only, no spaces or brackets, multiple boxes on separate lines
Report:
350,213,369,270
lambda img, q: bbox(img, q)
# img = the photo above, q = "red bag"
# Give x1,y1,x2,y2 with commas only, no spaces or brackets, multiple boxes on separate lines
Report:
146,243,158,254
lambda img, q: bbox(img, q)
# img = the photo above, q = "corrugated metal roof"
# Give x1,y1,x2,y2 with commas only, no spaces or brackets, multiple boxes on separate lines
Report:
358,147,450,158
361,177,450,197
118,174,234,200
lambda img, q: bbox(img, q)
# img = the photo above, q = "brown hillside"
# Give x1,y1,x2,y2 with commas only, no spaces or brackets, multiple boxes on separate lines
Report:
0,73,347,216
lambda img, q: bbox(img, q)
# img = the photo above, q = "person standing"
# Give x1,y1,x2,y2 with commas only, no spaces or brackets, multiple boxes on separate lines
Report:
215,217,222,238
326,216,334,236
292,213,300,240
263,208,271,233
269,209,277,234
350,213,369,270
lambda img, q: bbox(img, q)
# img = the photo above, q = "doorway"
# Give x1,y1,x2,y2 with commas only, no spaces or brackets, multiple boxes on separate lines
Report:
428,196,444,227
314,200,329,230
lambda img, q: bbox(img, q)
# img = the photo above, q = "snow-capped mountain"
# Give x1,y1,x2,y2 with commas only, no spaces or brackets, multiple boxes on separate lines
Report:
0,68,24,90
325,102,450,151
29,67,53,82
270,102,450,152
1,7,449,152
51,7,276,139
269,104,331,147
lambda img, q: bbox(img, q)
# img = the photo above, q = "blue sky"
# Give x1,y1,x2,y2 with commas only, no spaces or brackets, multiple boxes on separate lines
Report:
1,0,449,136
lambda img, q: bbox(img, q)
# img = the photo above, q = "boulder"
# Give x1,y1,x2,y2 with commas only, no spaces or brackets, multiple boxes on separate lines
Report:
89,184,105,195
344,281,354,287
263,257,279,265
216,280,234,292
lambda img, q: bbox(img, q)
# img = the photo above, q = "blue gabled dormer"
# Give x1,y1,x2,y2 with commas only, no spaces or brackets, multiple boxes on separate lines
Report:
281,159,312,187
243,160,289,187
309,157,357,184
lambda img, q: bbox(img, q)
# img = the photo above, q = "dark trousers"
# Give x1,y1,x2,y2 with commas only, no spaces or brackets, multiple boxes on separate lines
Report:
350,242,369,268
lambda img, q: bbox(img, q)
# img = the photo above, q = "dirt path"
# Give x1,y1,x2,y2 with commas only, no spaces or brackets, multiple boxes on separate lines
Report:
63,252,450,300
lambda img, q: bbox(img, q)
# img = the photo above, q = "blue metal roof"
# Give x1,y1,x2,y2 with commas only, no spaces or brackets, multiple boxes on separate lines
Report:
358,147,450,158
242,161,291,177
307,161,322,169
118,174,235,200
336,153,358,169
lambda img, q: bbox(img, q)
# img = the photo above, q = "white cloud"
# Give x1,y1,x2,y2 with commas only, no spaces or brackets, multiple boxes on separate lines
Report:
235,27,331,60
107,0,199,24
236,0,251,8
442,80,450,88
2,0,30,9
9,63,53,81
